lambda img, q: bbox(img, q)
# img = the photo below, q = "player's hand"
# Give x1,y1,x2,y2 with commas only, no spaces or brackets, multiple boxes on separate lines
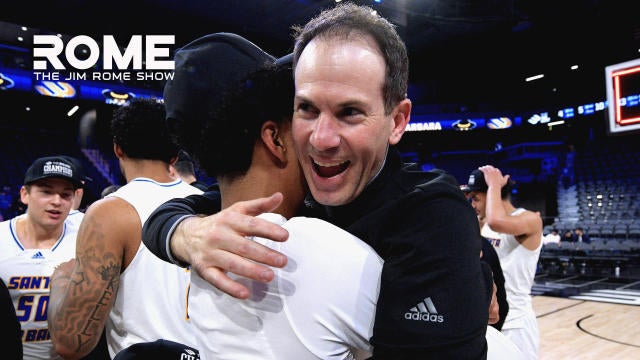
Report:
171,192,289,299
479,165,509,189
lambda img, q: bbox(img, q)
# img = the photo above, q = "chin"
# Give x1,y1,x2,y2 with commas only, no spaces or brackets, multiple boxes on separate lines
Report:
310,190,339,206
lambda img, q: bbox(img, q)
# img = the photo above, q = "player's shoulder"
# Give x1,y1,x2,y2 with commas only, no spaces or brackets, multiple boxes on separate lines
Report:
84,196,138,226
286,216,382,261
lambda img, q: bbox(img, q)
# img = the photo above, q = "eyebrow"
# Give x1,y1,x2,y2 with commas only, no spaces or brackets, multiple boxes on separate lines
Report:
294,95,367,110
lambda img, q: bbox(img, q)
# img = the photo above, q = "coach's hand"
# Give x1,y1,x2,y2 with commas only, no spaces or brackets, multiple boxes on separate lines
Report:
171,193,289,299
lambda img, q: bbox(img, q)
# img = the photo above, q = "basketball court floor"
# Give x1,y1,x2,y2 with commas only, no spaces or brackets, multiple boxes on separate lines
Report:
534,295,640,359
533,271,640,359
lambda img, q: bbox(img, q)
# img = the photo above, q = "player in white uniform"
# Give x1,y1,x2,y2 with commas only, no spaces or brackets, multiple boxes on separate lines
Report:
190,213,382,360
0,155,84,359
464,166,543,360
47,98,202,359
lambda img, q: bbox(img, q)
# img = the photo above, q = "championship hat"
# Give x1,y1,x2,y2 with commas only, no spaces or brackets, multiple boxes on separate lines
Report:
461,168,515,197
61,155,92,185
460,169,488,193
24,156,85,189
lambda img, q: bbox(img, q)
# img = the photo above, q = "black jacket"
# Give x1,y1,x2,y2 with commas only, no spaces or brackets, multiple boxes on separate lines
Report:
309,149,491,359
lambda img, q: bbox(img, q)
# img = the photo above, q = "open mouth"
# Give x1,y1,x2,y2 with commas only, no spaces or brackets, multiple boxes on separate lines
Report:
312,158,350,178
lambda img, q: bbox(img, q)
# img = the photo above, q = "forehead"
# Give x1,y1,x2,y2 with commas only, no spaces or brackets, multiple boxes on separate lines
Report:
469,191,485,199
295,35,386,90
29,178,75,191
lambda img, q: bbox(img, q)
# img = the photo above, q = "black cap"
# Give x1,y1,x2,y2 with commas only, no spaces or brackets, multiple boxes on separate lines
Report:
461,168,515,196
460,169,488,193
113,339,199,360
24,156,85,189
60,156,92,185
164,32,291,126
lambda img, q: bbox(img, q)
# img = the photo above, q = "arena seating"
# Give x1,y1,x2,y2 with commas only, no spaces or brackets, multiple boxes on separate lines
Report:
540,139,640,280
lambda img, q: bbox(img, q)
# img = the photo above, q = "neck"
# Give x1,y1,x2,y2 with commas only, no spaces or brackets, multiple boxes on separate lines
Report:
120,159,174,183
218,169,302,220
16,215,64,249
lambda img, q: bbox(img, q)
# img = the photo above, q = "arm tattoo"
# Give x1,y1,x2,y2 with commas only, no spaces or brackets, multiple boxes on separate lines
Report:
51,214,123,355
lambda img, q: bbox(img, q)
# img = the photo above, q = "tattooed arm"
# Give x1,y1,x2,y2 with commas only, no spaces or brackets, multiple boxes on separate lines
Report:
48,197,139,360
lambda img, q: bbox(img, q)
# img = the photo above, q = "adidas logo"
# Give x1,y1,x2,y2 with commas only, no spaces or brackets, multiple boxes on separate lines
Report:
404,297,444,323
181,348,199,360
31,251,45,260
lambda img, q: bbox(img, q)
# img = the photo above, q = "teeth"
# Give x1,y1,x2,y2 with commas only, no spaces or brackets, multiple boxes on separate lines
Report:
314,160,346,167
312,157,350,178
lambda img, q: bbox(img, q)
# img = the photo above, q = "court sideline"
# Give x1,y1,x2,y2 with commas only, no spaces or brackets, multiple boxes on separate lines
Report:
533,295,640,359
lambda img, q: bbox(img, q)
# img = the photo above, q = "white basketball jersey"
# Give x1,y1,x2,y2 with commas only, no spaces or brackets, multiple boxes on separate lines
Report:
0,216,77,360
105,178,202,357
481,208,542,323
190,213,384,360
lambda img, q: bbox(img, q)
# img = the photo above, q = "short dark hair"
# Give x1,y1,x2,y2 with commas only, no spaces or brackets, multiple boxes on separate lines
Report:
111,98,179,163
172,150,196,177
292,1,408,114
191,64,294,178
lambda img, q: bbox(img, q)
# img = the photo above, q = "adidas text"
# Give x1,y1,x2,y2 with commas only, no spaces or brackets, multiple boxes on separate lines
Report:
404,312,444,323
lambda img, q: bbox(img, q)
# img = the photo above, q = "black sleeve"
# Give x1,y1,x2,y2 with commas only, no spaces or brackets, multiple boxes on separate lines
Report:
0,278,22,360
142,191,221,266
359,190,490,359
481,238,509,331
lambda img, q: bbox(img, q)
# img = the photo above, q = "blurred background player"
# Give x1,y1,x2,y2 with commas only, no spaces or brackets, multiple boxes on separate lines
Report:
169,150,209,191
61,155,92,230
0,155,83,360
463,165,542,360
47,98,203,359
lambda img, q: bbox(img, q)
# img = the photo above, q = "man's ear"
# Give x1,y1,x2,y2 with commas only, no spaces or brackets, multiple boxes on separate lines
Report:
113,143,125,159
389,98,411,145
19,186,29,206
261,121,287,163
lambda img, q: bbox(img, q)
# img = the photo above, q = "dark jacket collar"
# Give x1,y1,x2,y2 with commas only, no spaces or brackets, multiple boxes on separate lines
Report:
307,148,415,228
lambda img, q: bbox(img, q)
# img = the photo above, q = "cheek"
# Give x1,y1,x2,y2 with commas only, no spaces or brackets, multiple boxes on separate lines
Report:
291,122,309,148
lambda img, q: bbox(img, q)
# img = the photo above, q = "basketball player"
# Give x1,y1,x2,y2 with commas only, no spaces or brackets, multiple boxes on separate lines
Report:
463,165,543,359
146,32,379,360
47,98,203,358
169,150,209,191
0,155,83,359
